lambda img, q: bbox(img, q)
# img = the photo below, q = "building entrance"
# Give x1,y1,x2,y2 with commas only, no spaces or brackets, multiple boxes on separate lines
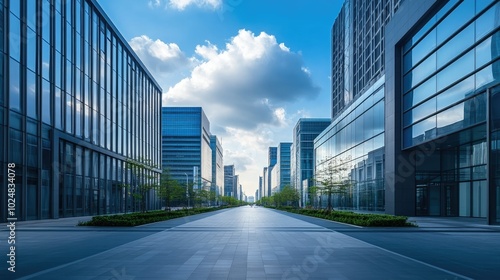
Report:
413,124,488,217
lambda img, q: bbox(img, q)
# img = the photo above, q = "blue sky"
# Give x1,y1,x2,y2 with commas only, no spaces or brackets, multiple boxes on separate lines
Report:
97,0,343,195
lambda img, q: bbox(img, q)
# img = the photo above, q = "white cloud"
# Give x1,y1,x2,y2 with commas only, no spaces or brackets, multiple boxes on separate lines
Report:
165,29,320,130
129,35,195,74
168,0,222,10
195,41,219,60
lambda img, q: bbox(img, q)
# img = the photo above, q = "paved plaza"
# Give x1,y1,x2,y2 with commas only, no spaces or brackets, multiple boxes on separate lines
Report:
1,206,499,279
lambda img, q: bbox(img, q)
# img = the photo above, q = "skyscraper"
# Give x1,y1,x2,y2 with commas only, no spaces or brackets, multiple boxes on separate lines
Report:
276,142,292,191
210,135,224,197
267,147,277,196
161,107,212,190
224,164,235,197
317,0,500,224
291,118,331,207
0,0,162,221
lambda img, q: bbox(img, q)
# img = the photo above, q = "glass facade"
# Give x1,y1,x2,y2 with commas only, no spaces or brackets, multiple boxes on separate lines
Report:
402,0,500,148
1,0,162,221
267,147,277,197
315,77,385,211
223,165,234,197
396,0,500,221
291,118,330,207
331,0,403,118
162,107,212,190
276,142,292,191
210,135,223,197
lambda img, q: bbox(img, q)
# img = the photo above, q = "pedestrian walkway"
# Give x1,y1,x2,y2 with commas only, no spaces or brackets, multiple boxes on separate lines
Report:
12,206,477,280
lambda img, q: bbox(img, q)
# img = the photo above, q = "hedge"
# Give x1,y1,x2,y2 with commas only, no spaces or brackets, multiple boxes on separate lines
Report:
78,206,232,227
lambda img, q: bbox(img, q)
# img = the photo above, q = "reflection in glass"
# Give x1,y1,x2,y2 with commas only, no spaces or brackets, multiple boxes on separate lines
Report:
437,102,465,136
9,13,21,62
476,2,500,41
27,28,37,71
437,75,474,111
403,29,436,74
404,97,436,127
27,70,37,119
437,49,474,91
42,41,50,80
42,79,51,125
437,24,474,68
411,115,436,146
9,59,21,112
437,0,474,45
475,65,495,91
404,53,436,92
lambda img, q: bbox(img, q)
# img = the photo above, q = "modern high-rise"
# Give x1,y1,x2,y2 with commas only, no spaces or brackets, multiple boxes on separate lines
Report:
162,107,212,190
210,135,223,197
262,167,268,198
224,164,235,197
331,0,404,118
275,142,292,191
267,147,277,196
316,0,500,224
0,0,162,222
234,175,240,200
291,118,331,207
258,176,263,201
385,0,500,223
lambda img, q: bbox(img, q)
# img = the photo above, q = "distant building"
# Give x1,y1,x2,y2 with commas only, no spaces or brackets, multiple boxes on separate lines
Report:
258,176,263,201
291,119,331,207
224,165,235,197
210,136,224,197
276,142,292,191
162,107,212,190
262,167,268,198
267,147,277,196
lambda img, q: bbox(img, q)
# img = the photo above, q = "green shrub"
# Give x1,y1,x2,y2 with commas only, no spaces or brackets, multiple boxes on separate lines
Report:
78,206,231,227
283,208,415,227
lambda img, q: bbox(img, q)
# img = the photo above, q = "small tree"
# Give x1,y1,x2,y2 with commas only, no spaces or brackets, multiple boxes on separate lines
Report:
159,169,185,210
124,159,159,213
314,158,352,212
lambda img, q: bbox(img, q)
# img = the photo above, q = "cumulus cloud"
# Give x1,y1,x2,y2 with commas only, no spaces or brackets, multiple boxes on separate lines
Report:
168,0,222,10
129,35,195,75
165,29,320,130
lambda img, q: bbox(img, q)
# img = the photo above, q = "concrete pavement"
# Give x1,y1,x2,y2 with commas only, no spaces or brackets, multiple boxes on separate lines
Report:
1,206,499,279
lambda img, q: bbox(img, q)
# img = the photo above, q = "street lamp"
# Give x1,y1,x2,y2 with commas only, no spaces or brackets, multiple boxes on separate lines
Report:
184,173,190,208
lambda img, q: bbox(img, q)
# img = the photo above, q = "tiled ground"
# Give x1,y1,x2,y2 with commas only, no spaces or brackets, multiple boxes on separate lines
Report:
15,206,470,280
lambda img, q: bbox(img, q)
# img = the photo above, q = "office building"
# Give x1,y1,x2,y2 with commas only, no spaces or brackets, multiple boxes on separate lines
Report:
267,147,277,196
275,142,292,191
234,175,240,200
210,135,223,197
317,0,500,224
0,0,162,222
385,0,500,223
223,164,235,197
262,167,268,198
291,118,330,207
162,107,212,190
258,176,262,201
331,0,404,118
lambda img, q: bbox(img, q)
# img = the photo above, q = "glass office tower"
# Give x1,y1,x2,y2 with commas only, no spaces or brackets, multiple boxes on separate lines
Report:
291,118,330,207
385,0,500,223
210,135,223,197
223,165,234,197
276,142,292,191
315,78,385,211
0,0,162,221
162,107,212,190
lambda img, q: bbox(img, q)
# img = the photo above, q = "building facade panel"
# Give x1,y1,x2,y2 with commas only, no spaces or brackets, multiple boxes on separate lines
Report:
1,0,162,221
292,118,330,207
385,0,500,223
162,107,212,190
